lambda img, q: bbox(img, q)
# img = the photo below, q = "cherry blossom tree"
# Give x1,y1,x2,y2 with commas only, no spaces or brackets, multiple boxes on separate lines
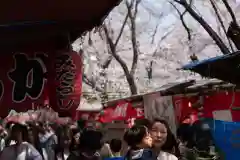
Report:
74,0,174,100
73,0,240,101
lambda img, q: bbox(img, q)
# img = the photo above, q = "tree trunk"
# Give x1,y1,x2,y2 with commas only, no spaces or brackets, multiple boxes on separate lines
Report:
125,73,138,95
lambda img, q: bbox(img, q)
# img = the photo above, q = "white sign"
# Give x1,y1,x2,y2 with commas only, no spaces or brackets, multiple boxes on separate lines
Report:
143,94,177,135
213,110,233,122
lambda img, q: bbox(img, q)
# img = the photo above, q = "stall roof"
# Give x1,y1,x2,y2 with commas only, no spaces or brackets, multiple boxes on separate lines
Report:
103,79,234,107
0,0,121,50
182,51,240,85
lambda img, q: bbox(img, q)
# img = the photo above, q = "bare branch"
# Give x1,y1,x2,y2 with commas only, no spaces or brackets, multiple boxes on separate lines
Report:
103,23,138,95
140,3,164,19
151,23,159,44
102,24,129,74
152,27,175,57
222,0,237,24
169,1,191,40
83,74,104,92
114,13,129,46
209,0,234,52
173,0,230,54
102,55,113,69
134,0,142,18
97,11,129,71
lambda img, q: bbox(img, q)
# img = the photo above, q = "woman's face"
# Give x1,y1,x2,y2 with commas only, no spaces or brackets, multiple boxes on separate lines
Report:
149,122,168,148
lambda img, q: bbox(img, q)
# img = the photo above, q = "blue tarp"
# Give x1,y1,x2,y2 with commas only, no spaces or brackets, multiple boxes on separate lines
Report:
207,120,240,160
182,53,236,70
181,52,240,85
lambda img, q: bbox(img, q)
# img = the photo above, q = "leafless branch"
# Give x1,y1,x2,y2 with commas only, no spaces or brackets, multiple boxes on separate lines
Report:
103,23,138,95
83,74,104,92
173,0,230,54
151,23,159,44
209,0,234,52
169,1,192,40
102,55,113,69
222,0,237,24
140,2,165,19
102,24,129,75
134,0,141,18
152,27,175,57
114,13,129,46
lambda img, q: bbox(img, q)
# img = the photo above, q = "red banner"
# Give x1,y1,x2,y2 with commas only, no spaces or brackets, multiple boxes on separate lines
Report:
76,101,144,123
0,50,82,119
203,92,240,122
0,52,49,117
99,101,144,123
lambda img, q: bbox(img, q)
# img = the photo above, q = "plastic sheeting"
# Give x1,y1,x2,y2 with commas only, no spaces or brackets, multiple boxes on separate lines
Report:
208,120,240,160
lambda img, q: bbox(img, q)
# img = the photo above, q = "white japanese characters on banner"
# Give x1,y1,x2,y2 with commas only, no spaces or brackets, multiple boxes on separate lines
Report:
112,102,128,118
143,93,177,134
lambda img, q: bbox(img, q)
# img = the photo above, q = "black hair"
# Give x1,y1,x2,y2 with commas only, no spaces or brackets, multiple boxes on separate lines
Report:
177,123,193,142
177,123,195,148
149,119,180,157
11,123,29,142
110,139,122,153
5,122,14,130
123,125,148,148
56,125,72,148
134,118,151,128
71,128,80,136
191,120,213,151
79,128,103,151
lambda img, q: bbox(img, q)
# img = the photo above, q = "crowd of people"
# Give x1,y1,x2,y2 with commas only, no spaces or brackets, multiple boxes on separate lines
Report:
0,118,220,160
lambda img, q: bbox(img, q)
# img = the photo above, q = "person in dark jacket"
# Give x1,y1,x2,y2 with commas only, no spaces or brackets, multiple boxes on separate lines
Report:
124,125,156,160
67,128,103,160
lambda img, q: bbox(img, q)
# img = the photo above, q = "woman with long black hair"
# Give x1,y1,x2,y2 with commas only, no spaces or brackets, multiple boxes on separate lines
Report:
147,119,179,160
